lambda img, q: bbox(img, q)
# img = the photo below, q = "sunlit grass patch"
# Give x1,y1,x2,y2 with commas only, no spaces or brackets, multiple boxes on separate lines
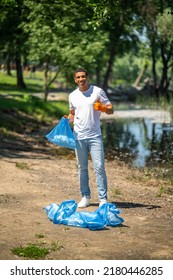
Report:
0,71,69,124
0,94,68,123
156,185,173,197
0,71,43,94
35,233,45,239
111,186,122,197
15,162,30,170
0,127,12,136
11,244,49,259
152,166,173,186
64,226,70,230
50,241,63,252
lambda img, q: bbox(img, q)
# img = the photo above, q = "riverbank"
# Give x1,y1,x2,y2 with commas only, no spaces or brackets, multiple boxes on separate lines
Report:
101,108,171,124
46,91,172,124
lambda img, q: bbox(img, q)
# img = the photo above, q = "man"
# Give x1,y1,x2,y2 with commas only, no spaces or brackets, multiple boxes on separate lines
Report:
67,68,114,208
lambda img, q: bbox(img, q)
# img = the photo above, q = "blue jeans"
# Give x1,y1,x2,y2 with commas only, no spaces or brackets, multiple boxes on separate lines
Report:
75,136,107,200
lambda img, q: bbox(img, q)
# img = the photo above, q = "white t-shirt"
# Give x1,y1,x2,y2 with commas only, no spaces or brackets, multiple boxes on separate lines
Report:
69,85,111,140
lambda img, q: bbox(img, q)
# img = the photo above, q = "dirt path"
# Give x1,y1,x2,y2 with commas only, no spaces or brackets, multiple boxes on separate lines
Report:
0,139,173,260
0,106,173,260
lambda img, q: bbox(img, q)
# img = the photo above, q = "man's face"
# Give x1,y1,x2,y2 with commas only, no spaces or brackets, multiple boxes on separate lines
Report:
74,71,89,91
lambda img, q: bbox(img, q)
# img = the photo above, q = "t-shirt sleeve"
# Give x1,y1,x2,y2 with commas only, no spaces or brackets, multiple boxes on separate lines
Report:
69,95,75,110
98,89,111,105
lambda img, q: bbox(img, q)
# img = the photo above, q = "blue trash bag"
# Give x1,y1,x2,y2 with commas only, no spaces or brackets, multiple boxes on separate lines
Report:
43,200,124,231
45,117,77,149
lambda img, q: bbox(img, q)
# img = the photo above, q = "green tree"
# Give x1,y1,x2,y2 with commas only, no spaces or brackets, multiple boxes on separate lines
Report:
157,8,173,101
86,1,145,91
136,0,173,100
0,0,30,88
24,0,107,100
88,0,173,99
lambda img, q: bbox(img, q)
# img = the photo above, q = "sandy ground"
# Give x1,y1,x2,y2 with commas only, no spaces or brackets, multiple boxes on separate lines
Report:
0,107,173,260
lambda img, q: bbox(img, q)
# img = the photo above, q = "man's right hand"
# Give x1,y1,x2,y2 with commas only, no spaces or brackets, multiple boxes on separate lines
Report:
63,112,74,123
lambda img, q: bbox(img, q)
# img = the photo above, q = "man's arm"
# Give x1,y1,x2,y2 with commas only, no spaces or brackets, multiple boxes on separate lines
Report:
64,109,75,122
105,103,114,115
68,109,75,122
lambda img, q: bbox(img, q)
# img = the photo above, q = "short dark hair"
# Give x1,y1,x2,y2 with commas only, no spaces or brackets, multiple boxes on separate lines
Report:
74,67,88,76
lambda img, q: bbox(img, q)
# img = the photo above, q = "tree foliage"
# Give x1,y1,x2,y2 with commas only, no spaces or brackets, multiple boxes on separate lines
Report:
0,0,173,101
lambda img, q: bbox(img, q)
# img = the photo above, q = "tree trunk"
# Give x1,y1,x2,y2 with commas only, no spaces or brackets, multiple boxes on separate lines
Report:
158,41,172,103
6,55,11,76
133,63,148,88
44,62,49,102
43,58,59,101
159,63,170,103
16,55,26,89
151,35,159,100
102,43,116,92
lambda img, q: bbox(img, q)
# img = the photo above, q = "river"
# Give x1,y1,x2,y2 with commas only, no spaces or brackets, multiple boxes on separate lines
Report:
101,108,173,168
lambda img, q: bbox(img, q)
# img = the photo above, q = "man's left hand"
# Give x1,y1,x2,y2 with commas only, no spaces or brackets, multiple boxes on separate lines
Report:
94,100,107,112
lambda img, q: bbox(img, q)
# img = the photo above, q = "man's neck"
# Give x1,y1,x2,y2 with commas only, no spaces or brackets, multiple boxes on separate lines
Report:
79,84,90,92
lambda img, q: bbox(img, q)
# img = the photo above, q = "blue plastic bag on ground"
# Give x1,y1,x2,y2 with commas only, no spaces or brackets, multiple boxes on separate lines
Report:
45,117,77,149
43,200,124,230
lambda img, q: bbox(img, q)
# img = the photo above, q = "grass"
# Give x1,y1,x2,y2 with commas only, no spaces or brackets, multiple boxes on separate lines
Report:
35,233,45,239
0,72,69,129
0,94,68,121
11,244,49,259
136,92,173,119
156,186,167,197
11,240,63,259
151,166,173,186
51,241,63,251
127,166,173,186
15,162,30,170
0,71,44,95
156,185,173,197
111,186,122,197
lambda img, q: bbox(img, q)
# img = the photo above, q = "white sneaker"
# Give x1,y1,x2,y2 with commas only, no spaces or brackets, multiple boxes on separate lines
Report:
78,197,90,208
99,199,107,207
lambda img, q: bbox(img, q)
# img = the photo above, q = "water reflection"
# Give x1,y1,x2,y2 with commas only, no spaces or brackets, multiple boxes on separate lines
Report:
101,118,173,168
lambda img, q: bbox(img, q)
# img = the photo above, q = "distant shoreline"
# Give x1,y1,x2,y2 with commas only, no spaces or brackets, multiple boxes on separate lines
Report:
101,109,171,124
